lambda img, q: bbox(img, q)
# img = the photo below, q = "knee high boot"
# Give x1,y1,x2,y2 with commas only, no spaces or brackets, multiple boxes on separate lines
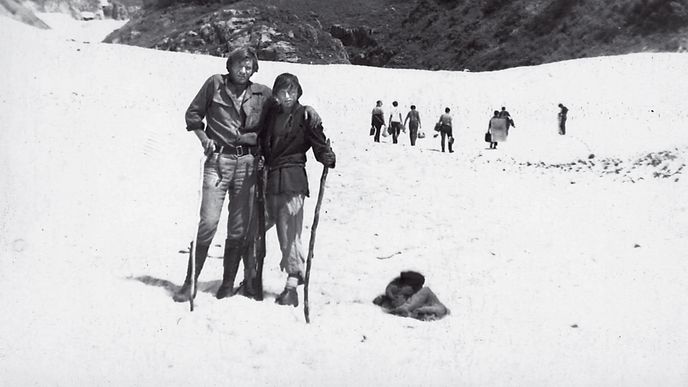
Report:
241,245,258,299
173,243,209,302
216,240,244,299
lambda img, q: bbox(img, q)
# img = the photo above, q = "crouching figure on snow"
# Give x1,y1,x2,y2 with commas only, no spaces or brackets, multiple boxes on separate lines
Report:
373,271,450,321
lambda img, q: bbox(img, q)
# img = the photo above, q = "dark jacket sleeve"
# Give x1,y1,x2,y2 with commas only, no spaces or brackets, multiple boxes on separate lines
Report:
184,76,214,131
304,108,332,164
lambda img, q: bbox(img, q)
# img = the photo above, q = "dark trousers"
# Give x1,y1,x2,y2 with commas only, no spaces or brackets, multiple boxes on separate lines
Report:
409,123,418,146
373,122,383,142
440,126,453,152
390,122,401,144
559,118,567,135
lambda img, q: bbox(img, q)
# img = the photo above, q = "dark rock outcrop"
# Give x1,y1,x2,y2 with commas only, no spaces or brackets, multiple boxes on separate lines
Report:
105,5,349,64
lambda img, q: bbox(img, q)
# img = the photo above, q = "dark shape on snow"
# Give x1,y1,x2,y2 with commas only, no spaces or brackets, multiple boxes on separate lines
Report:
373,271,450,321
130,275,219,299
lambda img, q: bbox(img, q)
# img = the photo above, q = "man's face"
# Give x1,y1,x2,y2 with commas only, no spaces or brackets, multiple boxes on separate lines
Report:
274,87,298,110
228,59,254,86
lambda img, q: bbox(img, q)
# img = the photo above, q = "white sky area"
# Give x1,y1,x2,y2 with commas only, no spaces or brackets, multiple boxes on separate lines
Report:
1,14,687,386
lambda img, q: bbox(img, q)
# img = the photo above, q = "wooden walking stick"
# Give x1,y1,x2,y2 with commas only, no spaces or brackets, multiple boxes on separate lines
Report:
253,162,267,301
189,156,206,312
304,163,329,323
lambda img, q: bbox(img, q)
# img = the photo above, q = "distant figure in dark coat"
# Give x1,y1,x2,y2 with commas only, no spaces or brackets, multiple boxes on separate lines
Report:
499,106,515,134
558,103,568,135
373,271,450,321
371,100,385,142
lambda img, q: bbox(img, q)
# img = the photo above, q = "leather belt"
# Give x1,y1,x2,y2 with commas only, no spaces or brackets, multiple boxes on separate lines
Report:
215,144,258,157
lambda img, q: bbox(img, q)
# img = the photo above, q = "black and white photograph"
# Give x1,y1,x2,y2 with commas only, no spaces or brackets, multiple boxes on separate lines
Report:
1,0,688,385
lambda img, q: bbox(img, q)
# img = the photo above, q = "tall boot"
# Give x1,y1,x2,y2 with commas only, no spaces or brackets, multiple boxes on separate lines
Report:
216,240,243,299
241,245,258,299
173,243,209,302
449,137,454,153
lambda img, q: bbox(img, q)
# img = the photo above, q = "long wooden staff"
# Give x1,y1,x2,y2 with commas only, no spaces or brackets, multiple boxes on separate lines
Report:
304,163,329,323
190,156,205,311
253,162,267,300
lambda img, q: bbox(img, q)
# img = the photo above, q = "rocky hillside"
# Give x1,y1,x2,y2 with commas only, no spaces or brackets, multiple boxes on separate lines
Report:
396,0,688,70
1,0,50,28
23,0,141,20
106,3,350,64
104,0,688,71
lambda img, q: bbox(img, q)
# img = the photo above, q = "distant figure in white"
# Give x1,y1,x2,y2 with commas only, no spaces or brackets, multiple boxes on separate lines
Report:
558,103,568,135
388,101,404,144
488,110,508,149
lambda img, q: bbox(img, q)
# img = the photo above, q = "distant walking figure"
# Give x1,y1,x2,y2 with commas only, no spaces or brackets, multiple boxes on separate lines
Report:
404,105,422,146
371,100,385,142
488,110,508,149
388,101,403,144
558,103,568,135
437,107,454,153
499,106,515,135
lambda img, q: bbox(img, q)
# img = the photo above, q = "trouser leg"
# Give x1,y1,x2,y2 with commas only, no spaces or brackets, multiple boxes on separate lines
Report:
220,154,257,297
173,156,231,302
271,194,306,279
195,157,232,245
173,242,210,302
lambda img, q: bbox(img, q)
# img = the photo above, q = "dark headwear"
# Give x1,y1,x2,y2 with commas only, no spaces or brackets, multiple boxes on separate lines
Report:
399,271,425,292
272,73,303,99
445,107,450,113
226,46,259,73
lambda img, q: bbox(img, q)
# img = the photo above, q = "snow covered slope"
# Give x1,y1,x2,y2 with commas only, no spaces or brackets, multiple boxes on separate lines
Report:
1,16,687,386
